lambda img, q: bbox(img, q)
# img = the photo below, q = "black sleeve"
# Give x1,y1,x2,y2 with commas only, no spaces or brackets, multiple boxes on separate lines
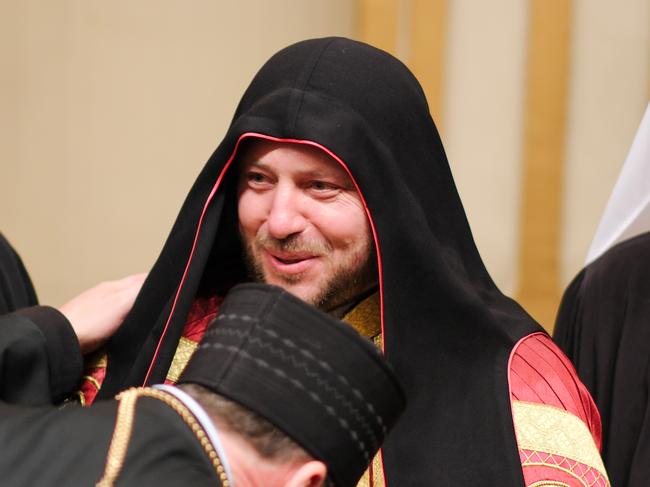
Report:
0,232,39,313
0,396,219,487
0,306,83,405
552,267,586,359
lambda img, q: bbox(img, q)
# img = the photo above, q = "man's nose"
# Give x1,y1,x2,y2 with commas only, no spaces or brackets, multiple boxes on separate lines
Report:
266,187,307,239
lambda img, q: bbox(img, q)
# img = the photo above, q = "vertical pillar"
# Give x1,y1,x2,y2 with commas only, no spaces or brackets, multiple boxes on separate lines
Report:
516,0,572,330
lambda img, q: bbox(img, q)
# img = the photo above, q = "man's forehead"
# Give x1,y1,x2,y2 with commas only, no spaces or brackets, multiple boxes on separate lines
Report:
238,138,349,177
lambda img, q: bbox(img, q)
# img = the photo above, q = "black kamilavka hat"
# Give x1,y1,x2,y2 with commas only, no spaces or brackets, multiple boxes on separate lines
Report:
178,283,406,487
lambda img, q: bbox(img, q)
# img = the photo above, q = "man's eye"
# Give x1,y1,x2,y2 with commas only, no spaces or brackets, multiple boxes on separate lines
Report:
247,172,267,184
310,181,337,192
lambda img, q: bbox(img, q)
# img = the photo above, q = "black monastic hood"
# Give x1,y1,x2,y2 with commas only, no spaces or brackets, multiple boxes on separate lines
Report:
101,37,541,485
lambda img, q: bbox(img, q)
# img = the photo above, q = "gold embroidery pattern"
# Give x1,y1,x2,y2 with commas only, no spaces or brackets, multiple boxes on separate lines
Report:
75,390,86,406
83,374,102,391
70,350,110,406
345,293,385,487
98,388,230,487
521,456,609,487
88,353,108,369
513,401,609,484
76,375,102,406
343,292,381,340
371,453,386,486
357,468,370,487
165,336,199,383
355,453,385,487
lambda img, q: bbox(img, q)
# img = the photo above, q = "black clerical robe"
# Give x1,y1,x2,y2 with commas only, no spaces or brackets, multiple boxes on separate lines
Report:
0,233,37,314
0,303,224,487
554,232,650,487
0,391,224,487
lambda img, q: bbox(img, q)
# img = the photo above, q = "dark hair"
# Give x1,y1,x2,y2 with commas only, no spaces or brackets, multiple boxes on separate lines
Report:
178,383,309,464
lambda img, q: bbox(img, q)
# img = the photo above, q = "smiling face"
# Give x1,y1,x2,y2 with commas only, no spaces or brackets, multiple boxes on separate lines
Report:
237,139,376,310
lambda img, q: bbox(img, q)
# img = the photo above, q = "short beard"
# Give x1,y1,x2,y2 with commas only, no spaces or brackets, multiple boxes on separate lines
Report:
310,249,377,311
241,233,377,311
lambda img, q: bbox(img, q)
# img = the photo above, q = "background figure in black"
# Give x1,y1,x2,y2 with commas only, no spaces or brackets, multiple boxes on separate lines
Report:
0,233,38,313
554,102,650,487
0,231,144,405
554,232,650,487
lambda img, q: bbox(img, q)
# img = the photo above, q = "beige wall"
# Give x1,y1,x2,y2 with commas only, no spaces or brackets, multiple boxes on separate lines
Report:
2,1,649,315
443,0,529,295
0,0,356,305
562,0,650,283
442,1,649,298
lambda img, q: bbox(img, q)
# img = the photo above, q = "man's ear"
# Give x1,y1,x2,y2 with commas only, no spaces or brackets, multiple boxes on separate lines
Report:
284,460,327,487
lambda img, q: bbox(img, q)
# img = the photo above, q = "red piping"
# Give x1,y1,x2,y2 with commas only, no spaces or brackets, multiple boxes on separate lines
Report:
141,137,241,385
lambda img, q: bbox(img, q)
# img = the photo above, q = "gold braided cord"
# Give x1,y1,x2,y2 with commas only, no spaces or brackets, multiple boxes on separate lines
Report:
96,388,139,487
96,387,230,487
134,388,230,485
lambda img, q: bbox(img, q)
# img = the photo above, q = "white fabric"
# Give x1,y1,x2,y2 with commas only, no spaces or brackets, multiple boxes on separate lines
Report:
586,102,650,264
153,384,235,485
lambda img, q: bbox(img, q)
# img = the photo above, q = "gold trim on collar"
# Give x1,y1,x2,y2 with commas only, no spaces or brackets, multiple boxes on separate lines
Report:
343,292,381,340
166,336,199,383
346,292,384,486
355,454,385,487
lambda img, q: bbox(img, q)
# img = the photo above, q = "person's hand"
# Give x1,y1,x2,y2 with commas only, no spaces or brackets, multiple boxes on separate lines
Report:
59,273,147,354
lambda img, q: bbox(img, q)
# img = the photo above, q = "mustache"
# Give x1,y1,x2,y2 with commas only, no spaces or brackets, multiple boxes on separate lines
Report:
255,233,332,256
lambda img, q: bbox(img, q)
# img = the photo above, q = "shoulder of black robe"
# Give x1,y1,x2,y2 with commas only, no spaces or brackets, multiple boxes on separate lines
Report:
554,230,650,487
0,306,83,405
0,234,82,405
100,37,541,485
0,396,220,487
0,233,38,313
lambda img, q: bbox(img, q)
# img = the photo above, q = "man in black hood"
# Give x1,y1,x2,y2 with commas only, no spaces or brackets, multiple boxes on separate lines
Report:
63,38,607,485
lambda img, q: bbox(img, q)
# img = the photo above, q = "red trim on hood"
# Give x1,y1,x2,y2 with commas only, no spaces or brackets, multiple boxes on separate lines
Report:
143,133,386,387
142,138,242,385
